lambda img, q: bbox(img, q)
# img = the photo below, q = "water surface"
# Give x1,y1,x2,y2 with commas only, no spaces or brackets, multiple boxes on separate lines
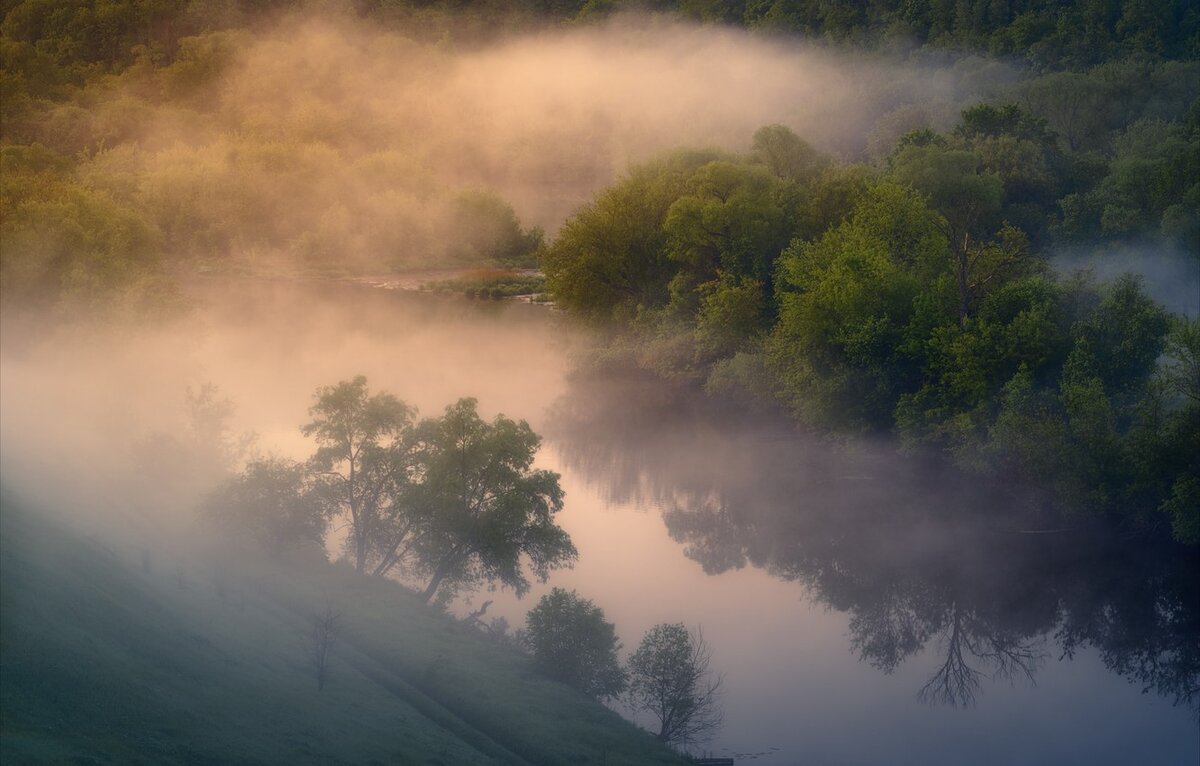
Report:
3,279,1194,764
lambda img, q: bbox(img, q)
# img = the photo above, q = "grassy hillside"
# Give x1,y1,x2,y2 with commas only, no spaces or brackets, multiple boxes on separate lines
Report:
0,489,684,765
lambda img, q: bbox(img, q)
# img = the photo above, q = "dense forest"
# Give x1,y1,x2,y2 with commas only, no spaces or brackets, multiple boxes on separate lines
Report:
1,0,1197,545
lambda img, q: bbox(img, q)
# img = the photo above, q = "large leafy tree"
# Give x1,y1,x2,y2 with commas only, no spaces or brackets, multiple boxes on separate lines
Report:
302,376,416,575
889,142,1008,325
768,181,948,431
525,588,626,700
540,149,727,323
663,159,795,320
410,398,576,603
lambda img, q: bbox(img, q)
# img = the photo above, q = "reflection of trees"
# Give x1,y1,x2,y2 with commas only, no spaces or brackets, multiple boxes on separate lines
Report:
548,369,1200,714
1057,552,1200,718
914,602,1043,708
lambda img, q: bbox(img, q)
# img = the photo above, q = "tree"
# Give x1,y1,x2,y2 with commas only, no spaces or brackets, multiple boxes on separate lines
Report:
663,159,794,315
890,143,1007,324
768,182,945,431
626,623,723,748
302,376,416,575
525,588,626,700
751,124,825,183
444,190,543,267
136,383,254,512
203,456,326,555
540,149,725,323
409,398,576,603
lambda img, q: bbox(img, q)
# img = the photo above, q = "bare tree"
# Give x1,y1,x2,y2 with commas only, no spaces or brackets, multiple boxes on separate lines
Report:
311,606,342,692
627,623,723,748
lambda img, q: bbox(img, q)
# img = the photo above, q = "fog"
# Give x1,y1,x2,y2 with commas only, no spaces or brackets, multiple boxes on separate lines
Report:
3,12,1196,762
0,281,578,540
2,278,1196,763
2,12,1026,525
1051,247,1200,316
60,14,1020,273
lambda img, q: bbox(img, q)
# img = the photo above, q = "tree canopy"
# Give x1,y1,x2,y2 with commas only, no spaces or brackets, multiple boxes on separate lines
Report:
408,397,576,603
627,623,723,747
302,376,416,576
525,588,627,700
205,378,576,601
542,102,1198,544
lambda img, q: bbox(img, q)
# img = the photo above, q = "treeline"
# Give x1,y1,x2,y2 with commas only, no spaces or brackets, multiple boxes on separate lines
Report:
3,0,1195,317
612,0,1199,68
3,0,1196,76
1,2,547,316
542,106,1199,544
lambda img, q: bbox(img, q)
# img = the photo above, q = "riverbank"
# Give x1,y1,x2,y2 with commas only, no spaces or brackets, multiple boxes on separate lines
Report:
0,489,685,765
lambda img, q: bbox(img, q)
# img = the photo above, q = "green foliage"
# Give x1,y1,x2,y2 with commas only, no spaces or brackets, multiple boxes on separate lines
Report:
792,162,875,241
695,274,766,357
751,123,826,183
301,376,417,575
1058,119,1200,250
889,143,1004,243
769,181,946,431
663,160,796,317
541,149,727,323
549,114,1195,541
410,397,576,602
1163,475,1200,545
203,456,327,554
525,588,627,700
1063,274,1171,399
0,143,170,315
627,623,722,746
248,377,580,594
424,269,546,299
445,190,544,267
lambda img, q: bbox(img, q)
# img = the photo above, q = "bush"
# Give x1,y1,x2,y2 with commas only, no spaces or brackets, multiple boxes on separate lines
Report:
525,588,626,700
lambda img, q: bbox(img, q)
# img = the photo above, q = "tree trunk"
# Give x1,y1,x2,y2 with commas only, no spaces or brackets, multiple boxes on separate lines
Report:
955,233,971,328
419,555,458,603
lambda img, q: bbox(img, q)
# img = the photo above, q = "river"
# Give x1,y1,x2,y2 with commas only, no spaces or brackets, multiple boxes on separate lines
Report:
2,277,1195,764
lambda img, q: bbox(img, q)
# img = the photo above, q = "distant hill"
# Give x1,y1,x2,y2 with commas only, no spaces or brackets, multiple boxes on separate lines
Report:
0,489,684,765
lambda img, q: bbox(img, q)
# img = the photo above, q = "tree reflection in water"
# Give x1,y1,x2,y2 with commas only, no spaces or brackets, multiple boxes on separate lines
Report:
547,368,1199,715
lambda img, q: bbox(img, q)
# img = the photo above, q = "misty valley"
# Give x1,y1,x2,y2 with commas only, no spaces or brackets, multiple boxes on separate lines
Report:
3,280,1196,764
2,1,1199,764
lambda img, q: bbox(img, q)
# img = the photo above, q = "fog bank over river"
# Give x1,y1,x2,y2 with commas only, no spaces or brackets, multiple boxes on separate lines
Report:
1,281,1195,764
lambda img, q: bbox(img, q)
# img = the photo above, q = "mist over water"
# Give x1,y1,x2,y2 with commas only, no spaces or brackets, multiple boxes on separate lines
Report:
3,11,1196,762
1,281,1196,763
0,280,577,532
529,366,1200,763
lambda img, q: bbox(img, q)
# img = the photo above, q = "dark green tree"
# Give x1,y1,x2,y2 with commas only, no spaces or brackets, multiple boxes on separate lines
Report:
410,398,576,603
627,623,723,747
889,143,1006,325
525,587,627,699
663,159,795,321
768,181,947,431
750,123,825,183
540,149,725,323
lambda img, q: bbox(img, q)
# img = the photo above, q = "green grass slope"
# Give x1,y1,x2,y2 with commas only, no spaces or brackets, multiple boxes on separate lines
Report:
0,490,684,765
